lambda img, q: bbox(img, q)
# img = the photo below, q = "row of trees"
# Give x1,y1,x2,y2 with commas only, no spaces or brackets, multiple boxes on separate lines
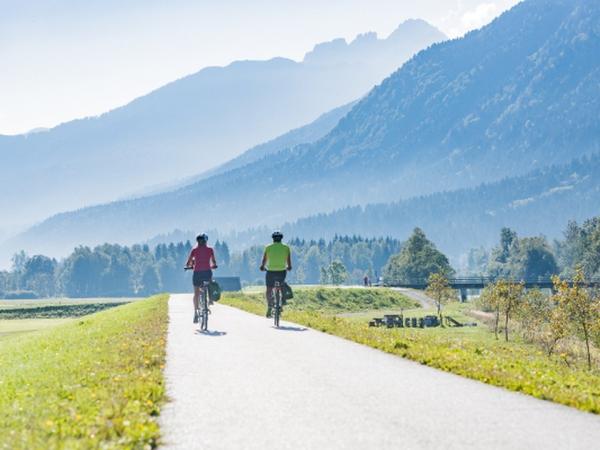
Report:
0,236,401,298
2,217,597,298
479,270,600,370
467,217,600,280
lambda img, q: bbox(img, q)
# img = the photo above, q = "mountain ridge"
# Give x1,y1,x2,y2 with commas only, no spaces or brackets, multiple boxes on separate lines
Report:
0,19,445,229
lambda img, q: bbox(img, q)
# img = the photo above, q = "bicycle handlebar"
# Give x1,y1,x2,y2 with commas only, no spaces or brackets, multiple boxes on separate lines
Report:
184,265,218,271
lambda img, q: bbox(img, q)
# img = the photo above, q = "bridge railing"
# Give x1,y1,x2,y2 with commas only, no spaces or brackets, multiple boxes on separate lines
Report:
387,276,600,289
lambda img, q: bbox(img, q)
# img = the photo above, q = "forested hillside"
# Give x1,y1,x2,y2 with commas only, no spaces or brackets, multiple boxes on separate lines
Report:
283,155,600,259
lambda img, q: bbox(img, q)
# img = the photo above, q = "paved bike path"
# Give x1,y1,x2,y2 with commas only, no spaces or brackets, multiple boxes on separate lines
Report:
160,294,600,449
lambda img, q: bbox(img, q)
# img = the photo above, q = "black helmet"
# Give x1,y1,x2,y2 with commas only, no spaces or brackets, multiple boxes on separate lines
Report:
272,231,283,240
196,233,208,242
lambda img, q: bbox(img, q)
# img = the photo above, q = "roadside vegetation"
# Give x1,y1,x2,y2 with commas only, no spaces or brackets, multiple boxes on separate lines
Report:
479,270,600,370
228,287,418,314
0,294,168,449
222,286,600,414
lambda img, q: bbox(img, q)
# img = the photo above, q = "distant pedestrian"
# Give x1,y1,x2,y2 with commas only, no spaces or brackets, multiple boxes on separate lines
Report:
364,275,369,287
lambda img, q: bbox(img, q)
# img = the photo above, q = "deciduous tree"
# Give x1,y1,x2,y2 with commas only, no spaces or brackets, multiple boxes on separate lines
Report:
425,273,455,324
552,269,599,370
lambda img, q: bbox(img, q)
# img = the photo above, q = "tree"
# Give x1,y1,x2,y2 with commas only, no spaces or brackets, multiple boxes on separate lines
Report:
480,284,502,339
480,280,524,341
552,269,599,370
140,266,161,296
510,237,558,280
466,247,489,276
10,251,28,289
383,228,454,284
328,261,348,285
22,255,57,297
319,267,330,285
517,289,568,356
58,247,110,297
487,228,518,279
556,218,600,277
425,273,455,324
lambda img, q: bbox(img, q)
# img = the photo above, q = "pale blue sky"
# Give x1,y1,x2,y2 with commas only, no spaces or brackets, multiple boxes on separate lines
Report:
0,0,519,134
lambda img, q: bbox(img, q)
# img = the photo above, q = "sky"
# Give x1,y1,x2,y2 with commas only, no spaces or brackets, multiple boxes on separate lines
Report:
0,0,520,135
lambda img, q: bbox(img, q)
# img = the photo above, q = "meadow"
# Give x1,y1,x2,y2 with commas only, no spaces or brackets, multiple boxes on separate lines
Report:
0,294,168,449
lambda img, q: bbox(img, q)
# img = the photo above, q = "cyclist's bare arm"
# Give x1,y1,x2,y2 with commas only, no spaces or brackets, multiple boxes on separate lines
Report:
260,252,267,271
287,253,292,271
211,253,218,269
186,252,194,268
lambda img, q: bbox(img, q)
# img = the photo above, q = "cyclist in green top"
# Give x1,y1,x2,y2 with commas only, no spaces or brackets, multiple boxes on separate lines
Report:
260,231,292,317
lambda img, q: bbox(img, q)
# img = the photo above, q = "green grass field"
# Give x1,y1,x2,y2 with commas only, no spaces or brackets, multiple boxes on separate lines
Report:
0,294,168,449
0,318,73,342
222,290,600,414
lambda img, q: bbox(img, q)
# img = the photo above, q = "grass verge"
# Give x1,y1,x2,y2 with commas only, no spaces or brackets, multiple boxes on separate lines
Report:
0,294,169,449
222,292,600,414
230,287,418,313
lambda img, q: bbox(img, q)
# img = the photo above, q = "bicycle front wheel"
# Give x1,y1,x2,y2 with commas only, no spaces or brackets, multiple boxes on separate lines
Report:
201,309,208,331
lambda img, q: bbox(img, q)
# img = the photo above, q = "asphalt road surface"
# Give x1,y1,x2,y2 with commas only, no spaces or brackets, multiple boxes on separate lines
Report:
160,294,600,449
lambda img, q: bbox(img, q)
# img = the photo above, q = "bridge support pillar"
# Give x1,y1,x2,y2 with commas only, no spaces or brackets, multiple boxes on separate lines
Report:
459,288,468,303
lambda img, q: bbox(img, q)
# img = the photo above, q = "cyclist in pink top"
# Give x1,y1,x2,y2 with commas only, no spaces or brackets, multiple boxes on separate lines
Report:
186,234,218,323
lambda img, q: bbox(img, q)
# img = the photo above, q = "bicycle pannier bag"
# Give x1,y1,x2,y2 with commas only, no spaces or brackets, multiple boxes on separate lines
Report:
209,281,222,301
283,282,294,300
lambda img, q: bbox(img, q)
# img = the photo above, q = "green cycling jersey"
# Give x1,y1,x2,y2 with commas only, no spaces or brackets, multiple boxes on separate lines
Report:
264,242,291,271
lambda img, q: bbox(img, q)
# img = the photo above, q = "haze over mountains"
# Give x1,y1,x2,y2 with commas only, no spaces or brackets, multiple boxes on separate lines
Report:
283,154,600,261
3,0,600,265
0,19,445,231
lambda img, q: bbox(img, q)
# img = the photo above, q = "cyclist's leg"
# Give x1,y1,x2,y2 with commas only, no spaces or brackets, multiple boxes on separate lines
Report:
193,286,201,311
208,271,214,305
265,271,274,317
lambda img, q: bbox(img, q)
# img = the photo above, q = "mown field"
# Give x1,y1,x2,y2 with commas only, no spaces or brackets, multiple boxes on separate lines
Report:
0,294,169,449
222,289,600,414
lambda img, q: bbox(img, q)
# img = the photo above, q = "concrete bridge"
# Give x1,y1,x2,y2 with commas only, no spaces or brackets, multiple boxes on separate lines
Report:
387,277,600,302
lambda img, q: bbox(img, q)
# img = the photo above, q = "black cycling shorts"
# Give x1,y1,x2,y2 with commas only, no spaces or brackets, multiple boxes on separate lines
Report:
266,270,286,288
193,270,213,287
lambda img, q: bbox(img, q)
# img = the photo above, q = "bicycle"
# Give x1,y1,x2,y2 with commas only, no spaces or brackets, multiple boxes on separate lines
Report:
184,267,212,332
271,281,284,328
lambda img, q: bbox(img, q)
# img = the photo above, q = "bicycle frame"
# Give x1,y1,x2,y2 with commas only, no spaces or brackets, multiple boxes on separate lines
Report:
197,281,210,332
272,281,283,327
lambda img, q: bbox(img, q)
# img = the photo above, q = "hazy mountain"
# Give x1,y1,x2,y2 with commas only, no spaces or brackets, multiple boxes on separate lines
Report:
5,0,600,260
158,100,357,190
0,20,445,230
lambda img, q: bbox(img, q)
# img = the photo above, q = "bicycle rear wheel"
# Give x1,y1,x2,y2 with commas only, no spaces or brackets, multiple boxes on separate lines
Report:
200,288,209,331
274,289,281,327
